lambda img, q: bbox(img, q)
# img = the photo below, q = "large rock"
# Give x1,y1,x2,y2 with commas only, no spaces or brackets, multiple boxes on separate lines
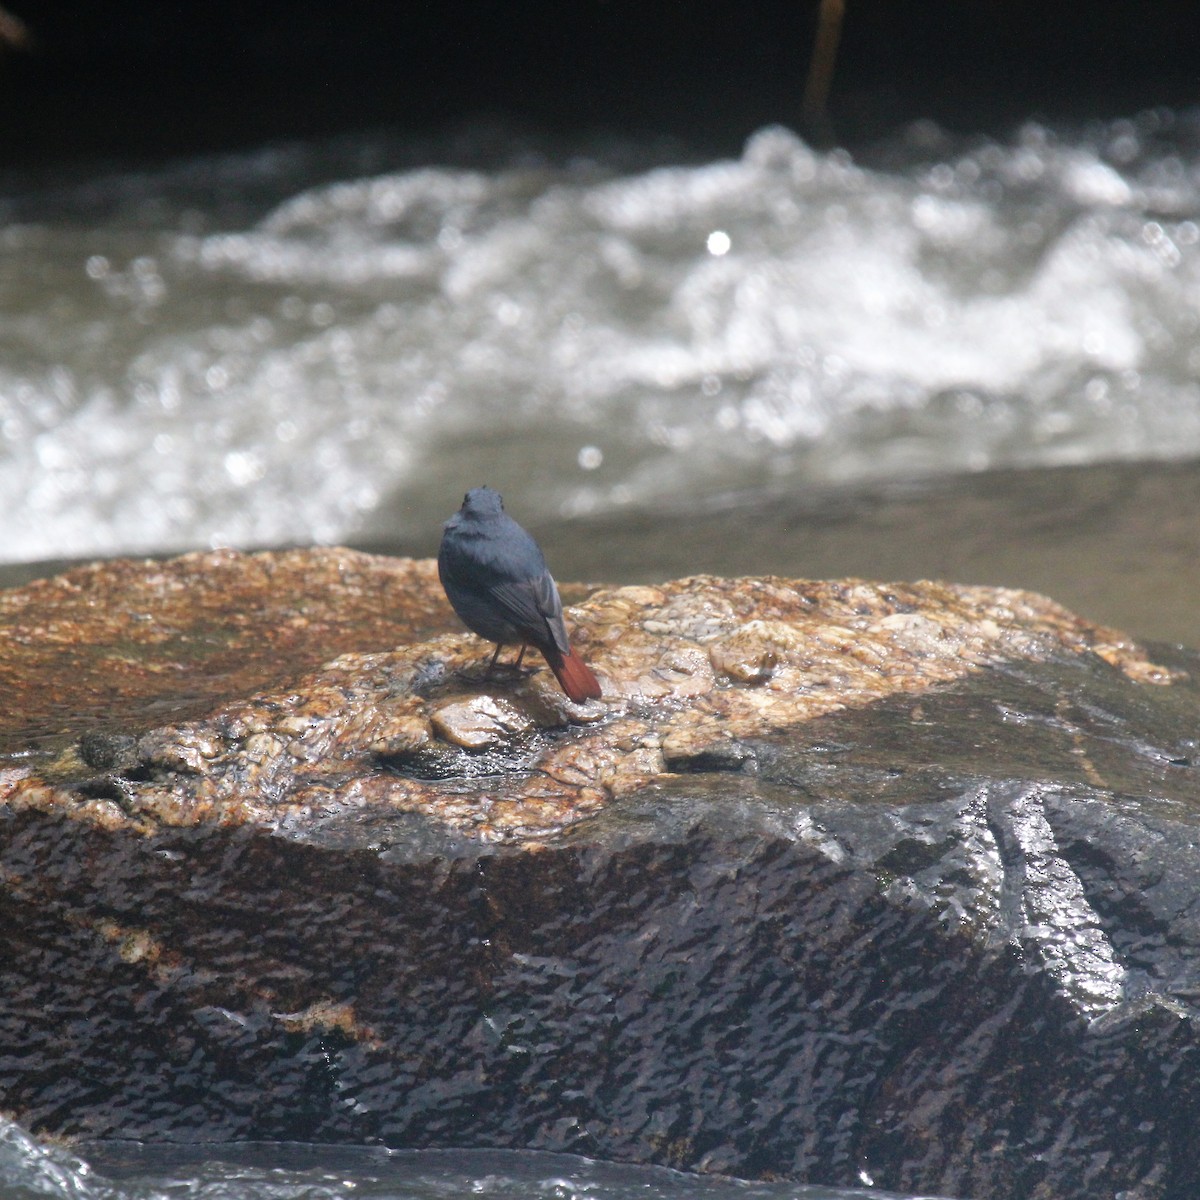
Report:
2,548,1199,1200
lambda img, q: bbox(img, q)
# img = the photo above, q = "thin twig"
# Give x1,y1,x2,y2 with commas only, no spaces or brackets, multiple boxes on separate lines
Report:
803,0,845,122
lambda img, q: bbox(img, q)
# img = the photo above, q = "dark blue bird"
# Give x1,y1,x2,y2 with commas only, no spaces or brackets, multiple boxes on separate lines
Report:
438,487,602,703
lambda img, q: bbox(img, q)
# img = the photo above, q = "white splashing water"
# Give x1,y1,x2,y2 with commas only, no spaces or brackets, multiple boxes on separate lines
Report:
2,115,1200,563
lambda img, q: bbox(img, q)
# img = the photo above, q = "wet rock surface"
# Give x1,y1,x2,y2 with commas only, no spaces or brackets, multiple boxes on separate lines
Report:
2,548,1200,1200
0,549,458,756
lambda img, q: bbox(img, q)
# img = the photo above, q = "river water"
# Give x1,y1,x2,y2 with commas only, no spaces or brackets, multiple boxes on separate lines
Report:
2,113,1200,639
1,1118,955,1200
4,111,1200,1197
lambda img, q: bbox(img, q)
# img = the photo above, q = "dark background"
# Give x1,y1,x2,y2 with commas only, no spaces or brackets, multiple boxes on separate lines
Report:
1,1,1198,166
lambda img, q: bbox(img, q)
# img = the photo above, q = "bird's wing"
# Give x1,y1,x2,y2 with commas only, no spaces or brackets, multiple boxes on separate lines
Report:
490,572,570,656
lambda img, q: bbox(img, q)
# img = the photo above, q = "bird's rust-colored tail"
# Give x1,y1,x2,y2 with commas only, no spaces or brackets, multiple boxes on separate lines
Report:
544,647,602,703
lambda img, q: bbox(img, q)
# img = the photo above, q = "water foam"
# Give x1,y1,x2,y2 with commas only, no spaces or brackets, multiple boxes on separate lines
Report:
1,116,1199,561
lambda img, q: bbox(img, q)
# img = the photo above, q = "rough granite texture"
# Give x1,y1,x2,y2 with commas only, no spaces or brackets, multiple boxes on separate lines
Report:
0,548,1173,840
2,548,1200,1200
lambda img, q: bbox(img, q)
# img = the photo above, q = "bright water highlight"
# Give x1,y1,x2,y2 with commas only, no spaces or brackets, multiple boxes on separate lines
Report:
1,114,1198,564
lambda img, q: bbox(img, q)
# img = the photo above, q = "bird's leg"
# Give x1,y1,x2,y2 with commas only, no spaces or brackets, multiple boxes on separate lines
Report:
481,643,530,682
485,643,506,677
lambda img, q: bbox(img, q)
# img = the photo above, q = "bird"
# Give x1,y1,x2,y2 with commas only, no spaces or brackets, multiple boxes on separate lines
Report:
437,486,602,703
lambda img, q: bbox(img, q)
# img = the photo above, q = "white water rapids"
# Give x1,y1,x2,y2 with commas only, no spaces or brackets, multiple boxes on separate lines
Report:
1,113,1198,565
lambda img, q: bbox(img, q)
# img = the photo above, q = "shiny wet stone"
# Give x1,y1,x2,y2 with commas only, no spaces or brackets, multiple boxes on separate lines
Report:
1,549,1198,1200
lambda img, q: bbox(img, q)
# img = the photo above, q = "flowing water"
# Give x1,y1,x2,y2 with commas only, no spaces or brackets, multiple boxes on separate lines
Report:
2,113,1199,586
1,1119,957,1200
5,112,1200,1197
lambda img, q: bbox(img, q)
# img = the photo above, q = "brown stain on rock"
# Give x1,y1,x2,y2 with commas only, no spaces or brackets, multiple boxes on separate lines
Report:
0,552,1179,843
